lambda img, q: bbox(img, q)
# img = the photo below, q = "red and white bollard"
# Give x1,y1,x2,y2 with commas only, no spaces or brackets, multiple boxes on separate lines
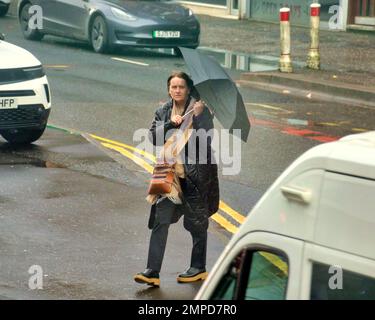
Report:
307,3,321,70
279,8,292,73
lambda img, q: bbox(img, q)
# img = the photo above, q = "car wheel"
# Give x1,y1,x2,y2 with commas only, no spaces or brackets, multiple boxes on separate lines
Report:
90,15,111,53
1,126,46,145
0,4,9,17
19,3,44,41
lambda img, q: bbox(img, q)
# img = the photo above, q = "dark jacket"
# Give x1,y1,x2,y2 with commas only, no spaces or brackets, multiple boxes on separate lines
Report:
148,97,220,226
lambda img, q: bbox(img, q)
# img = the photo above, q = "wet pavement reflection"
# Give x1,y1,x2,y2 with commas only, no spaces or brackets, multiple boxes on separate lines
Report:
146,47,305,72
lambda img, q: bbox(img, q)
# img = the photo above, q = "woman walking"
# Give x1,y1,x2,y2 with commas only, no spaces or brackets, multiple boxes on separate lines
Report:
134,71,219,287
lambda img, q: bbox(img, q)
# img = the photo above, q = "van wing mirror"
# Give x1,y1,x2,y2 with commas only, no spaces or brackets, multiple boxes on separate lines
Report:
280,185,312,204
0,33,4,41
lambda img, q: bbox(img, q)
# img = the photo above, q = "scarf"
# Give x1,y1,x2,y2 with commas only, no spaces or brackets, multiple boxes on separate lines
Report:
146,97,195,205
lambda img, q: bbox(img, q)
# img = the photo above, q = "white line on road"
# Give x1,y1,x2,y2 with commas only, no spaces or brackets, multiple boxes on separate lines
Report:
111,57,149,66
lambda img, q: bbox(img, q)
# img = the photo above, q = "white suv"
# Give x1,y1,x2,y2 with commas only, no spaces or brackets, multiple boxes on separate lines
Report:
0,0,10,17
0,35,51,144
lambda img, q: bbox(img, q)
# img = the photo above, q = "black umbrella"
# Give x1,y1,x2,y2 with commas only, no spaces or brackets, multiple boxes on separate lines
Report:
179,47,251,142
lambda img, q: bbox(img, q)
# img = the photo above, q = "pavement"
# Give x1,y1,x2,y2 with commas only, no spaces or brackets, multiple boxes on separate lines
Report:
197,14,375,109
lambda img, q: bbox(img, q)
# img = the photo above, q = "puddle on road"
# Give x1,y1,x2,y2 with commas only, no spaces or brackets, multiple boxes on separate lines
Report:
0,158,66,169
197,47,279,72
35,160,66,168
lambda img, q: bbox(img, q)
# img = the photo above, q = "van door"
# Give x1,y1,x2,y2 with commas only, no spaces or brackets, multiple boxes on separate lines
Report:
299,170,375,299
313,171,375,259
300,244,375,300
197,232,304,300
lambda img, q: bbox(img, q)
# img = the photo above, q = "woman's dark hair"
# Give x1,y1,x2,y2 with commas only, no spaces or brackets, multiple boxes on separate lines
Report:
167,71,200,99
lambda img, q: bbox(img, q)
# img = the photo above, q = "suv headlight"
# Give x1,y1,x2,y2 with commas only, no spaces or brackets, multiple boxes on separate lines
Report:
0,65,45,85
111,7,136,21
23,65,45,80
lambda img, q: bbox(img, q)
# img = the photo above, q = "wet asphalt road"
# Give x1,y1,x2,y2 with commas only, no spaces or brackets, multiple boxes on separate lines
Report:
0,16,374,299
0,129,226,299
2,16,373,214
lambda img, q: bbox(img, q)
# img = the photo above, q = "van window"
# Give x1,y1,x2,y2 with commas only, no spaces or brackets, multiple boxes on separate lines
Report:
310,262,375,300
211,249,289,300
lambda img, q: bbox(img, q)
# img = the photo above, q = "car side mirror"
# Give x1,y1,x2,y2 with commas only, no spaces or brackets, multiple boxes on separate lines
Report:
0,33,4,41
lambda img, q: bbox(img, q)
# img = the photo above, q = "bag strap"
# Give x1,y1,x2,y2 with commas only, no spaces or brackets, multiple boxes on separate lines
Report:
158,98,195,164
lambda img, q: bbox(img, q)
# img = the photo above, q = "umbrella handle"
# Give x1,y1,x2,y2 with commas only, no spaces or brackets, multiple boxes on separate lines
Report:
181,108,194,119
181,102,213,119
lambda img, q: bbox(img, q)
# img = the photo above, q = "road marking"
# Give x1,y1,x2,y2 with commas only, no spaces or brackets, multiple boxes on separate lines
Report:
246,102,285,111
219,200,246,224
211,214,239,234
93,134,247,224
90,134,247,234
90,134,156,163
317,122,340,127
44,65,71,69
247,103,369,139
111,57,149,66
251,116,340,142
102,142,154,173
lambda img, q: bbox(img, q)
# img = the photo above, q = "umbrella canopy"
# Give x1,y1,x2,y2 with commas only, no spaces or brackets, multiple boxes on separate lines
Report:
179,47,251,142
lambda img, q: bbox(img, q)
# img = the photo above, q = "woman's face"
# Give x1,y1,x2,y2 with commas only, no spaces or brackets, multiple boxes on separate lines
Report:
169,77,190,104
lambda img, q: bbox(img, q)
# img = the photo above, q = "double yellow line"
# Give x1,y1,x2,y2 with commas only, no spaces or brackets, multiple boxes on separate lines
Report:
90,134,246,234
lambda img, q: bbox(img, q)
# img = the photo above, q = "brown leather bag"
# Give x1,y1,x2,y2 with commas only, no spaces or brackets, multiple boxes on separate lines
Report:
147,100,195,196
147,163,175,195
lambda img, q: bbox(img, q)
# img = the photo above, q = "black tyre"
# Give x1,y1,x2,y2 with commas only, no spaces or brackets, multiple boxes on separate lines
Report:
1,126,46,145
173,47,183,57
174,45,199,56
187,45,199,49
19,3,44,41
90,15,111,53
0,4,9,17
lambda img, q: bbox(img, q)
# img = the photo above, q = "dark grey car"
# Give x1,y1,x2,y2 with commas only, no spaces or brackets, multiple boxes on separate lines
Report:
18,0,200,53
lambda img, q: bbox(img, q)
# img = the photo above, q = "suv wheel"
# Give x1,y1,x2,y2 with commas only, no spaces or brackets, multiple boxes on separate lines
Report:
19,3,44,41
1,126,46,145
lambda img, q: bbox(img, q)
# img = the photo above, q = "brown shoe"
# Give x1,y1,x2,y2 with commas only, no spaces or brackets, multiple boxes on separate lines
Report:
177,267,208,283
134,269,160,287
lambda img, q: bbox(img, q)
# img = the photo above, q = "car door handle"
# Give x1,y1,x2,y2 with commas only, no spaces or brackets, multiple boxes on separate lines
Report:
280,185,312,204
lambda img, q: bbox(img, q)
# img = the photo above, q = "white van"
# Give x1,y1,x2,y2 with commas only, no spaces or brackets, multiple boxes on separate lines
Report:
196,131,375,300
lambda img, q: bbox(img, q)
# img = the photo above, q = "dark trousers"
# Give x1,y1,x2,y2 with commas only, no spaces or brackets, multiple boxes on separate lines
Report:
146,198,208,273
